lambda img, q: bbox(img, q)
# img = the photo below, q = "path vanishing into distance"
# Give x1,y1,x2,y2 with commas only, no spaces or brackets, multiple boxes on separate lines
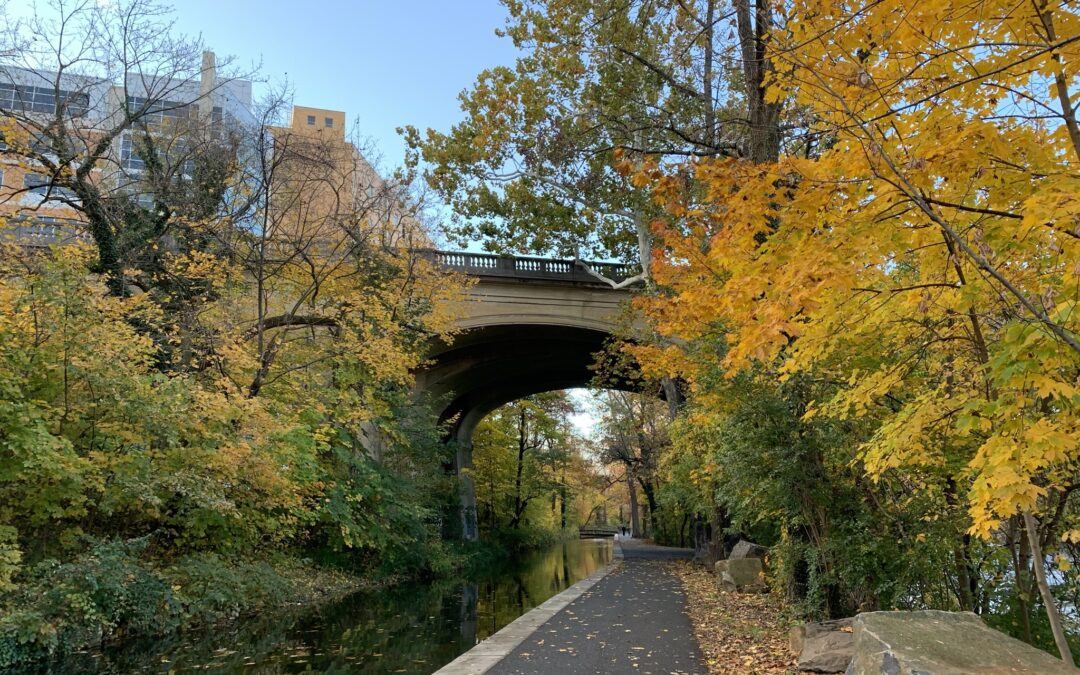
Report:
438,537,705,675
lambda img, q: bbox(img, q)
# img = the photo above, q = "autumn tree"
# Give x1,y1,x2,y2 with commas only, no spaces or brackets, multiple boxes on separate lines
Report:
0,0,253,297
596,388,669,537
406,0,785,287
471,392,579,533
638,0,1080,660
198,90,463,413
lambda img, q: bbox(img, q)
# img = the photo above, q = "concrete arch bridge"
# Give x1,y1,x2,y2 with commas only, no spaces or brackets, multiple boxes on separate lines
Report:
414,250,644,540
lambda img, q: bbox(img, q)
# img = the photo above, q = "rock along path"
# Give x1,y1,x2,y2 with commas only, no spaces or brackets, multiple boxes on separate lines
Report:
482,537,706,675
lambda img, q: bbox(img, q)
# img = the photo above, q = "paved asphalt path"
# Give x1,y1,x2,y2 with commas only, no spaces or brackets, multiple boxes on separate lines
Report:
486,538,706,675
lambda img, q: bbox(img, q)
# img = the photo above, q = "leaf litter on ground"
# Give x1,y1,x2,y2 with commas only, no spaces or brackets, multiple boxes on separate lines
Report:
674,560,798,674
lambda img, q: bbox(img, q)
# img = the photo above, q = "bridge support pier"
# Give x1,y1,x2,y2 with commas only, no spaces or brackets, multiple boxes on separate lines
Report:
456,441,479,541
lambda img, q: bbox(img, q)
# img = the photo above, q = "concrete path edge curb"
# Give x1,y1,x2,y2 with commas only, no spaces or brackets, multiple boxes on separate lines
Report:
434,539,625,675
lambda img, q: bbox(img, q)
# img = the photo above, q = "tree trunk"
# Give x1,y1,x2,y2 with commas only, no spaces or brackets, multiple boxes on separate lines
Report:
1015,517,1035,644
945,479,977,611
508,499,530,530
954,542,973,611
661,376,682,419
735,0,782,164
637,476,659,524
511,407,527,529
77,189,126,296
708,504,728,563
559,481,567,530
1022,510,1074,665
627,470,641,538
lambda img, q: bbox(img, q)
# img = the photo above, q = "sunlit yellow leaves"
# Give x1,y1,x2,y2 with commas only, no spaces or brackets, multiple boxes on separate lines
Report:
1020,179,1080,243
163,249,235,292
1056,554,1072,573
637,0,1080,540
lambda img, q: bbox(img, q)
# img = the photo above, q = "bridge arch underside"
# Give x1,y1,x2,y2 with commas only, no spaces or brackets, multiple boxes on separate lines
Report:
418,323,639,445
418,322,652,541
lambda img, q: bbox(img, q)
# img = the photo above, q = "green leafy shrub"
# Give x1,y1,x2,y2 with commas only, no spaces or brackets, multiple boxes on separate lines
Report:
0,538,359,670
163,553,291,625
0,538,177,668
0,527,21,592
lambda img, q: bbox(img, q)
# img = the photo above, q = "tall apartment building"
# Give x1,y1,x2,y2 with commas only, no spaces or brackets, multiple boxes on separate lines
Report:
0,52,254,246
0,54,420,254
267,105,423,249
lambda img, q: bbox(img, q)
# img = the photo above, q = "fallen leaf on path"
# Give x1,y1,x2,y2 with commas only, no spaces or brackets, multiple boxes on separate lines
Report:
674,561,797,674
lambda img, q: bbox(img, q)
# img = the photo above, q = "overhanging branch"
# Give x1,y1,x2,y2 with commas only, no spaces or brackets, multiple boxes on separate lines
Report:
242,314,338,341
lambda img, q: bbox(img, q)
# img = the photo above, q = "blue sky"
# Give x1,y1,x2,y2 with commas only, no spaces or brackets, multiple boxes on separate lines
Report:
10,1,520,167
166,0,519,169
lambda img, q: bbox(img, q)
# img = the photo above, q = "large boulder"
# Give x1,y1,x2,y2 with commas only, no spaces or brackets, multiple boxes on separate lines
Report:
729,539,769,560
790,619,854,673
715,557,766,593
693,547,716,567
846,610,1078,674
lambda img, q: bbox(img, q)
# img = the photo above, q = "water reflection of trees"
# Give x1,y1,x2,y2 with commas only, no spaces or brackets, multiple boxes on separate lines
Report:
45,540,611,674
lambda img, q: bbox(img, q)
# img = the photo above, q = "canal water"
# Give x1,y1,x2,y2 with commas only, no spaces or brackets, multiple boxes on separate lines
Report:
49,538,613,674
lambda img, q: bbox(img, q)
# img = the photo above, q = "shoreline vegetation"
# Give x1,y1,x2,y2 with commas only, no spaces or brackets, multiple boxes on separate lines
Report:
0,529,573,670
0,545,362,669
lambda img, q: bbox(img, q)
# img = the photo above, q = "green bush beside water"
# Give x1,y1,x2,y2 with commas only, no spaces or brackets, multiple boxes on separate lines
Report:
0,532,496,669
0,539,333,668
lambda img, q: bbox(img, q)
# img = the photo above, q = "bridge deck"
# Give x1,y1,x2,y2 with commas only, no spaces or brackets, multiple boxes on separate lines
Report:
420,249,637,286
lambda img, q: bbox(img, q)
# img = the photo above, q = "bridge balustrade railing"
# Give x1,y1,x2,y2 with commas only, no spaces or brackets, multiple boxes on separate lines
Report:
418,249,637,285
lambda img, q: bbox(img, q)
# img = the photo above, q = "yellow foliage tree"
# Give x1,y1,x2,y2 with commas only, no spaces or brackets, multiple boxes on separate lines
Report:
636,0,1079,660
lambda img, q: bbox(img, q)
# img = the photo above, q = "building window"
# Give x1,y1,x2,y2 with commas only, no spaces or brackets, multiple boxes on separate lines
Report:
125,96,191,126
120,132,194,177
24,173,76,201
307,115,315,125
325,117,333,128
0,83,90,117
24,173,50,194
120,133,146,172
207,105,225,139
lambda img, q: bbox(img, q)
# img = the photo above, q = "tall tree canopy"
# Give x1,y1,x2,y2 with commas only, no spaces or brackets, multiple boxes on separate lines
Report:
407,0,781,284
635,0,1080,660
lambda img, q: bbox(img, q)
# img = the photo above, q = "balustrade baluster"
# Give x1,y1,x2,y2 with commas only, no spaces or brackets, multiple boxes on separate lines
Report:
421,249,638,285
